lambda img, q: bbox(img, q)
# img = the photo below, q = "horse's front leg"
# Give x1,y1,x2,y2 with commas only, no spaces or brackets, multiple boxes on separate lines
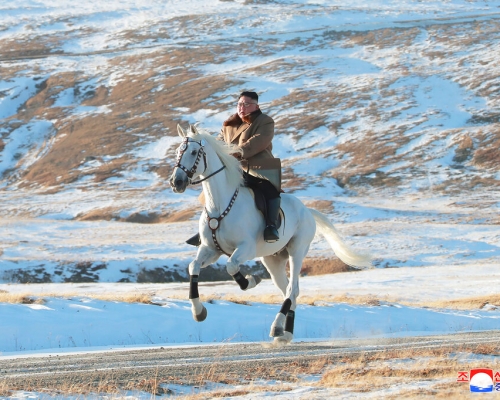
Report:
189,245,220,322
226,243,261,291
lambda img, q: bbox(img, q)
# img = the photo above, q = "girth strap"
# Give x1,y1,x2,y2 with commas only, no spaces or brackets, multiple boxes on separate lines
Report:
205,188,239,256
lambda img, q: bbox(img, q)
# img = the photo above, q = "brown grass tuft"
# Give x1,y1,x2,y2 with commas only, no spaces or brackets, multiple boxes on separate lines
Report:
176,384,293,400
302,293,383,307
0,293,46,305
300,257,357,276
0,291,155,305
75,208,196,223
89,293,156,304
415,294,500,310
304,200,335,214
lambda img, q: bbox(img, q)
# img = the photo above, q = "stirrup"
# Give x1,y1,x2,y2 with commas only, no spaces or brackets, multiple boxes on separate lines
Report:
264,225,279,243
186,233,201,246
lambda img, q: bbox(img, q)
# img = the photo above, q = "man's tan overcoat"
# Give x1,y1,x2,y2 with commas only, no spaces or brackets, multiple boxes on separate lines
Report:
220,110,281,190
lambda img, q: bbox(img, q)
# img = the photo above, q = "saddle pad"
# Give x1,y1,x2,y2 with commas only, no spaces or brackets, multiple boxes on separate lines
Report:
241,158,281,191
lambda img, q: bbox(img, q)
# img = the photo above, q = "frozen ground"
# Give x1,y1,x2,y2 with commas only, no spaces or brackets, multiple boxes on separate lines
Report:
0,0,499,398
1,264,500,355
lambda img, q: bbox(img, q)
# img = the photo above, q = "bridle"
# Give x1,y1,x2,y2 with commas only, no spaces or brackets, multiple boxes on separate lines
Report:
174,136,238,255
174,137,225,185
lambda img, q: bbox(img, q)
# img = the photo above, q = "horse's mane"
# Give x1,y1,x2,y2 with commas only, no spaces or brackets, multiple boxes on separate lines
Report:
188,128,244,189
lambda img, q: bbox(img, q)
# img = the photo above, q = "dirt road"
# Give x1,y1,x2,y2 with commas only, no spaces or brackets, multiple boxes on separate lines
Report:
1,331,499,396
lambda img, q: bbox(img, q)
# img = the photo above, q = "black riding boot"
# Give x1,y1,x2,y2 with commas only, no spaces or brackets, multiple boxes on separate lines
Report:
264,197,281,243
186,233,201,246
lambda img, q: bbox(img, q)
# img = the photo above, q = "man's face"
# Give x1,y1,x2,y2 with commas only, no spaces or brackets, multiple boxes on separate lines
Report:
237,96,259,119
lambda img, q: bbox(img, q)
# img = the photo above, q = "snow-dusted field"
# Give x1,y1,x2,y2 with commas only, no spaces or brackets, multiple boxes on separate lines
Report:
1,0,500,398
2,265,500,354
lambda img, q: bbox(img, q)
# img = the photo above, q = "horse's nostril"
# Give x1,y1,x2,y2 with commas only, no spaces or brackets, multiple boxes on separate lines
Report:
175,179,183,187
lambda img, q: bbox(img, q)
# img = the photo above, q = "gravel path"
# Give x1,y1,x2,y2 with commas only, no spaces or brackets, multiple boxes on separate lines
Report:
2,331,499,396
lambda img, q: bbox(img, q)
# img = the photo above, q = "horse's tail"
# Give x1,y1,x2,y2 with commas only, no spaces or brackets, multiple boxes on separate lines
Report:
308,208,372,268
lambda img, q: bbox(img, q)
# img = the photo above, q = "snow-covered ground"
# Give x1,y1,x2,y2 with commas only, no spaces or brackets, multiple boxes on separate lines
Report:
2,264,500,355
1,0,500,398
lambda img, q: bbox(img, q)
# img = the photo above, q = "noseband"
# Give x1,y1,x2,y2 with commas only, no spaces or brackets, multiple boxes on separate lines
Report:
174,137,226,185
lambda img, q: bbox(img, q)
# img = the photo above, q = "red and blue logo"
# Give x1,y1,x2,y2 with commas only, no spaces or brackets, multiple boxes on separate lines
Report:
457,369,500,393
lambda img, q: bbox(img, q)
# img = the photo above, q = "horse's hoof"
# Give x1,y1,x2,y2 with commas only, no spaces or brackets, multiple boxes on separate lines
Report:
270,312,286,337
274,331,293,344
270,325,284,337
193,305,207,322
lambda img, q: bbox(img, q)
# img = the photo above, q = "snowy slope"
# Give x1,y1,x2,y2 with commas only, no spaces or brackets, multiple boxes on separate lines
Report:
0,0,499,364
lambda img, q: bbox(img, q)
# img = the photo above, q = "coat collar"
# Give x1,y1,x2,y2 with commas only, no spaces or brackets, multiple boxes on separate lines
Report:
223,109,262,127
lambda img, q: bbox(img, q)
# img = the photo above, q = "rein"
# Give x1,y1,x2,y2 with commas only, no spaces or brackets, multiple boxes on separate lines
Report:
191,165,225,185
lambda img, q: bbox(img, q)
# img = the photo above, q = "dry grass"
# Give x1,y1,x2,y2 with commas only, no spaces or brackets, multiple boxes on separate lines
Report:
0,291,156,305
89,293,158,304
196,293,386,308
1,342,497,398
6,43,238,190
0,372,170,398
0,289,285,306
1,9,499,202
176,384,294,399
201,287,499,312
75,207,196,223
300,257,357,276
4,289,499,312
412,294,500,310
318,344,500,398
0,293,46,305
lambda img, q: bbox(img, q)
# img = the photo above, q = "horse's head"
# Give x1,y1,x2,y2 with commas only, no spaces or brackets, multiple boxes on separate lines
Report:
169,124,207,193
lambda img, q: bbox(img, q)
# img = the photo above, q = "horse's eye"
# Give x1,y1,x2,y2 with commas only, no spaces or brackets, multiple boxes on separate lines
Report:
191,150,197,156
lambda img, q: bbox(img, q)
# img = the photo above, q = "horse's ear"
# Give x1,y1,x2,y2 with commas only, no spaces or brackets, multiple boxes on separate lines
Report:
177,124,186,138
189,124,198,135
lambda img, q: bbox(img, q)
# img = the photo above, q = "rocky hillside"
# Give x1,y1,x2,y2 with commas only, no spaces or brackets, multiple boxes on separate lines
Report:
0,1,499,282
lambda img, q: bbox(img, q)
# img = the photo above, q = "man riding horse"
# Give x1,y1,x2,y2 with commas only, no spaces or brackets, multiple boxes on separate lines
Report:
187,91,281,246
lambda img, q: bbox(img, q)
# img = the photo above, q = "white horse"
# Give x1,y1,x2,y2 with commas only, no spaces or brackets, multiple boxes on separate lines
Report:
170,125,371,343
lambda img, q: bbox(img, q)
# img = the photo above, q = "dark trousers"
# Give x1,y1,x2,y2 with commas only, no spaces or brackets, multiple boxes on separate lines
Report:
243,172,280,200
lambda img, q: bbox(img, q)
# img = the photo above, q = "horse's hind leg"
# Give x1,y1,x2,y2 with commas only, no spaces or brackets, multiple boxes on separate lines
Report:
261,252,291,340
261,251,289,296
277,252,306,343
270,229,313,344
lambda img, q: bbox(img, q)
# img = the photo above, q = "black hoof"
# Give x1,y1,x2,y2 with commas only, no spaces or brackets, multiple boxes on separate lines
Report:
193,305,207,322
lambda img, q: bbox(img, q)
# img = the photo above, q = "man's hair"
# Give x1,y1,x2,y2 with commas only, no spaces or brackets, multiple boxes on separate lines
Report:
239,91,258,102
